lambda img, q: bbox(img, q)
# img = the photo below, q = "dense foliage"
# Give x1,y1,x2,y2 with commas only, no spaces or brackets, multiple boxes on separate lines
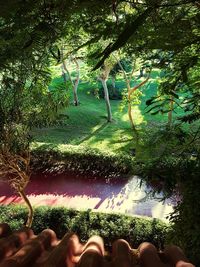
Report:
136,124,200,265
169,172,200,265
31,145,135,178
1,0,199,127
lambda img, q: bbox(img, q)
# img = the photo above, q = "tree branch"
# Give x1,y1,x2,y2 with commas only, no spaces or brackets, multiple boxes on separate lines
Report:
130,72,151,94
93,6,154,70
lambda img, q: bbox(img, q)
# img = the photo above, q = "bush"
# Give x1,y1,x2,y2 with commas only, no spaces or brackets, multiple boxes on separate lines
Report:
0,205,169,249
31,145,135,178
28,80,69,128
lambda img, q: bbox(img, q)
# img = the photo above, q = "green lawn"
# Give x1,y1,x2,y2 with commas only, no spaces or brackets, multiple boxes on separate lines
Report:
31,69,186,155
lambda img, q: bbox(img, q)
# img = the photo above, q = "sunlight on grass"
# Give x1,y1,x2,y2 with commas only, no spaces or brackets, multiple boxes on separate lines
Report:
32,70,188,155
121,106,145,126
85,138,116,153
90,123,108,133
82,127,133,153
31,142,49,149
58,144,87,153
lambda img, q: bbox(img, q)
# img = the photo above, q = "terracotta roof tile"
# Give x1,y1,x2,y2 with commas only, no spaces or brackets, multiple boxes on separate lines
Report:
0,224,12,239
0,223,195,267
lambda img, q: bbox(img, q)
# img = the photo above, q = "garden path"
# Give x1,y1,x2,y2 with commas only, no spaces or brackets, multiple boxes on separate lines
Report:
0,172,173,221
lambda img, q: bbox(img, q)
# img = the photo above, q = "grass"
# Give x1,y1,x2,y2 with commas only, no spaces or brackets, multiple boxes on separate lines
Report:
32,79,133,154
31,68,188,155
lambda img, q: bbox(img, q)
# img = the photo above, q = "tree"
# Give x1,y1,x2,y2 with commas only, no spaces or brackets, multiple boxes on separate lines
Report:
92,1,199,67
145,47,200,125
0,123,33,227
0,0,78,227
117,56,151,135
0,1,118,228
86,42,117,122
97,61,114,122
62,55,80,106
89,0,199,123
110,58,133,93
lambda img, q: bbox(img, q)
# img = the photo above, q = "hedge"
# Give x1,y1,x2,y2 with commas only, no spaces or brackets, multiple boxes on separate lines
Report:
0,205,169,250
31,144,137,178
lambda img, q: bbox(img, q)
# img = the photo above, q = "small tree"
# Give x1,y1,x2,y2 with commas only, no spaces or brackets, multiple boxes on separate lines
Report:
60,44,81,106
62,55,80,106
86,42,116,122
98,61,114,122
117,58,151,135
110,58,132,93
0,123,33,228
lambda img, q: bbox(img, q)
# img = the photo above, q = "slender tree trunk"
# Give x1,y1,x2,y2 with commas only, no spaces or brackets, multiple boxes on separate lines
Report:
63,57,80,106
61,63,68,85
127,84,137,133
117,60,137,135
73,58,80,106
127,75,150,137
61,47,68,93
117,59,151,137
73,89,79,106
18,189,33,228
168,96,174,126
100,78,112,122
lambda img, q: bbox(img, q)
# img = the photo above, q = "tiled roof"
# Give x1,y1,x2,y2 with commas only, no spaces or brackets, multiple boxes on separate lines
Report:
0,223,195,267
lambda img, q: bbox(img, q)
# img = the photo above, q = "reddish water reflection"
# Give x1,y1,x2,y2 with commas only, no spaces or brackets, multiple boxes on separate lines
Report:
0,172,173,221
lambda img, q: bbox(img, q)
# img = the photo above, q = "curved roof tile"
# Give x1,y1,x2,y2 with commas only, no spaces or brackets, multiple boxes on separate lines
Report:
0,223,195,267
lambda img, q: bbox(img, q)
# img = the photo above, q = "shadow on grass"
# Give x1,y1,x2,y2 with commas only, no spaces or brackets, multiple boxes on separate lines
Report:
75,122,108,145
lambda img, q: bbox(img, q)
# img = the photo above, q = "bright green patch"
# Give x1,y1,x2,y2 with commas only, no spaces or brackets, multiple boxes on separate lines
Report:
31,68,190,156
32,70,170,153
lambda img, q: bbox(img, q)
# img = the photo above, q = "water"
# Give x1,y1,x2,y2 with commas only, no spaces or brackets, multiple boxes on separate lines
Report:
0,172,174,221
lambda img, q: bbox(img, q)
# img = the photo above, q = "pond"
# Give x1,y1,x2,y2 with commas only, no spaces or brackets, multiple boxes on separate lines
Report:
0,172,174,221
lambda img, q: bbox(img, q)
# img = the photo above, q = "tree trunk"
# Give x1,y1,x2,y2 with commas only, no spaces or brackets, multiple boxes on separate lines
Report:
73,58,80,106
61,47,68,93
100,78,112,122
168,96,174,126
127,84,138,138
61,63,68,86
126,84,138,137
18,189,33,228
73,86,79,106
63,57,80,106
126,73,150,137
117,59,138,136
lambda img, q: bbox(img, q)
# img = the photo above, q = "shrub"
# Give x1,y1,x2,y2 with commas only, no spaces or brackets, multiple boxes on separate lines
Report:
0,205,169,249
31,145,135,178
